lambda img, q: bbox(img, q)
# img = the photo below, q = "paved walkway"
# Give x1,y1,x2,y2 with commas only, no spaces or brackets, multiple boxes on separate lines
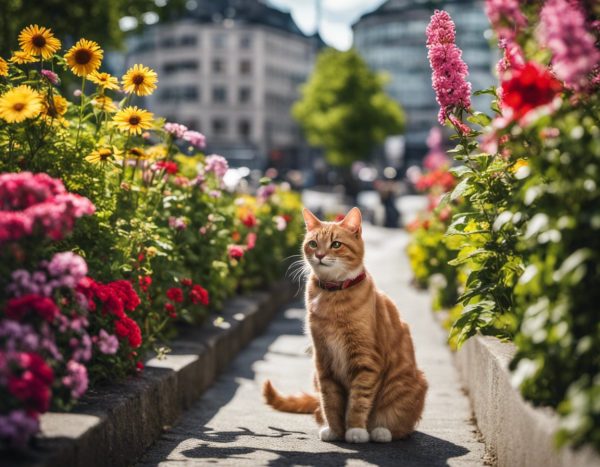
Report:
138,226,486,466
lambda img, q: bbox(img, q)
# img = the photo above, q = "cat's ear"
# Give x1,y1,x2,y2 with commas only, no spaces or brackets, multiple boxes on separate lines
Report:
339,207,362,235
302,208,322,231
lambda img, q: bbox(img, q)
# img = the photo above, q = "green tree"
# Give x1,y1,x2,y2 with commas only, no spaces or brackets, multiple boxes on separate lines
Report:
293,48,405,167
0,0,186,57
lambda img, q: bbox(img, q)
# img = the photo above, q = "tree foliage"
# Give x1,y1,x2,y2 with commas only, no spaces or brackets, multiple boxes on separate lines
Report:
293,48,405,167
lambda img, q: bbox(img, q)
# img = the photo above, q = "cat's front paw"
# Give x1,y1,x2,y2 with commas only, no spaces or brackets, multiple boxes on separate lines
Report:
345,427,369,443
370,427,392,443
319,426,342,442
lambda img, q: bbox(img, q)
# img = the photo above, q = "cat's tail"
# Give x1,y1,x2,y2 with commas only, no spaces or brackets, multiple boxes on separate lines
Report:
262,380,319,414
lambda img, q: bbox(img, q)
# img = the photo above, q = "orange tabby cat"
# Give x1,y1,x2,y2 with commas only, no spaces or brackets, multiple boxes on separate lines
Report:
263,207,428,443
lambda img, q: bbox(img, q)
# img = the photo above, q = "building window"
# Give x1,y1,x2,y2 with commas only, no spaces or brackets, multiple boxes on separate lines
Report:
240,35,252,49
158,86,199,103
212,86,227,103
180,34,197,46
160,37,177,48
212,118,227,135
239,60,252,75
212,59,225,73
238,87,251,104
163,60,199,75
212,33,226,49
238,119,251,139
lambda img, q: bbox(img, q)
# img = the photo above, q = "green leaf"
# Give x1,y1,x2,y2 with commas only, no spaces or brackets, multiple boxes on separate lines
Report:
451,177,470,201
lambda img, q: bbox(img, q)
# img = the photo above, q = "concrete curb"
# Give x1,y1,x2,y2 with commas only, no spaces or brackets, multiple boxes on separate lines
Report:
4,281,297,467
455,335,600,467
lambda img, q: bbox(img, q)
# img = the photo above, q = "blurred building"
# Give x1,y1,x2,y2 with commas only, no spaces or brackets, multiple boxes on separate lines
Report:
353,0,494,167
127,0,320,170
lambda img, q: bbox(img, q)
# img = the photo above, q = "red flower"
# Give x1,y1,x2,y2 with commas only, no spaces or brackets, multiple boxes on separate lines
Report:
7,352,54,413
6,295,60,322
136,361,144,371
164,302,177,318
114,317,142,348
166,287,184,303
189,284,209,306
241,213,257,228
501,61,562,121
181,278,192,287
154,161,178,175
109,280,141,312
228,245,244,259
138,276,152,292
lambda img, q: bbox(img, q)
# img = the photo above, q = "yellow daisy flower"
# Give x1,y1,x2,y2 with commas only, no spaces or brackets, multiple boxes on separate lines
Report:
121,64,158,96
126,147,148,160
10,51,36,64
88,71,119,91
112,106,154,135
18,25,61,60
64,39,103,77
86,146,120,165
0,85,42,123
92,95,118,113
42,94,68,119
0,57,8,76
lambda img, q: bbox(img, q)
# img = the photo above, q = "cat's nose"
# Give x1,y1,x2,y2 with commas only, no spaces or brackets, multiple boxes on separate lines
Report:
315,253,326,260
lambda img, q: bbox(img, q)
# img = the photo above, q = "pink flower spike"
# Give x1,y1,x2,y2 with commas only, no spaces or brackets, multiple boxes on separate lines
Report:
40,69,59,85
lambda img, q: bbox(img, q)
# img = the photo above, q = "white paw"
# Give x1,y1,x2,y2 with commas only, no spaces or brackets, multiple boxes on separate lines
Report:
370,427,392,443
345,427,369,443
319,426,341,442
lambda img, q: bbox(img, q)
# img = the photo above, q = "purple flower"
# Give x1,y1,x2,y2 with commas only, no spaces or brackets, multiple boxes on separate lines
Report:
72,333,92,362
40,69,60,85
46,252,88,290
539,0,600,91
426,10,472,124
0,409,40,448
62,360,88,399
168,216,188,230
183,130,206,149
96,329,119,355
257,184,276,201
204,154,229,179
208,190,222,199
164,122,188,139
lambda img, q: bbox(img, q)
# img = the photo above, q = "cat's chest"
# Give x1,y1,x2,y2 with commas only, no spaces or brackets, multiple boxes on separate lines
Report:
323,333,350,383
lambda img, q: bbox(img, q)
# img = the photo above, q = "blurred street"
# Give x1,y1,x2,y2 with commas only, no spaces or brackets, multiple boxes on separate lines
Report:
137,226,486,466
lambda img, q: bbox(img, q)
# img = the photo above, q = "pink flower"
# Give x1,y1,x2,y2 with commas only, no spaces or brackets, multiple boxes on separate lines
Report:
425,10,456,46
228,245,244,259
164,122,188,139
423,127,450,171
257,184,276,201
273,215,287,231
484,0,527,30
246,232,257,250
183,130,206,149
62,360,88,399
448,115,471,135
204,154,229,179
40,69,59,85
426,11,472,124
168,216,187,230
538,0,600,91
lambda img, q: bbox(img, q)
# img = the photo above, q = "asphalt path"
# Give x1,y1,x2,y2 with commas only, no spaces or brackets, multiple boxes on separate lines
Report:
137,226,486,466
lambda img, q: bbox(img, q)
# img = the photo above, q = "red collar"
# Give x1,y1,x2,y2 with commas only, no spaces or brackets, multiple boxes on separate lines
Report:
317,271,367,291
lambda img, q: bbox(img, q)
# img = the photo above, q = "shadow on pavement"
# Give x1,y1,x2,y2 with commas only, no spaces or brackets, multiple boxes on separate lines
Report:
181,429,469,467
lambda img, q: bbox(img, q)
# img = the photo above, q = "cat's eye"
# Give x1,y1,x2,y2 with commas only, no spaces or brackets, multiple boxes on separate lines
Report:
331,241,342,249
308,240,317,248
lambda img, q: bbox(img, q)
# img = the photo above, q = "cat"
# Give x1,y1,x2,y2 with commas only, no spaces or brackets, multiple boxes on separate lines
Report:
263,207,428,443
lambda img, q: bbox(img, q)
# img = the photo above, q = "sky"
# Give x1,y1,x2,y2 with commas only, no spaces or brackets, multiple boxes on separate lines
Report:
267,0,387,50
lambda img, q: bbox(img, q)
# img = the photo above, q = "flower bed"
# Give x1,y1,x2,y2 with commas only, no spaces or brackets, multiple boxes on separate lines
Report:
0,26,303,448
408,2,600,453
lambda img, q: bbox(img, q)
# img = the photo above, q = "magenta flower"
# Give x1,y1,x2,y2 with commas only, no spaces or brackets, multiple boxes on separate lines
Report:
168,216,188,230
257,184,276,202
539,0,600,91
0,409,40,448
96,329,119,354
164,122,188,139
426,10,472,124
183,130,206,149
40,69,59,85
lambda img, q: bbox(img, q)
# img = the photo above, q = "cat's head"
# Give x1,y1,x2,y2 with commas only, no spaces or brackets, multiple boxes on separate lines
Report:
302,207,364,281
